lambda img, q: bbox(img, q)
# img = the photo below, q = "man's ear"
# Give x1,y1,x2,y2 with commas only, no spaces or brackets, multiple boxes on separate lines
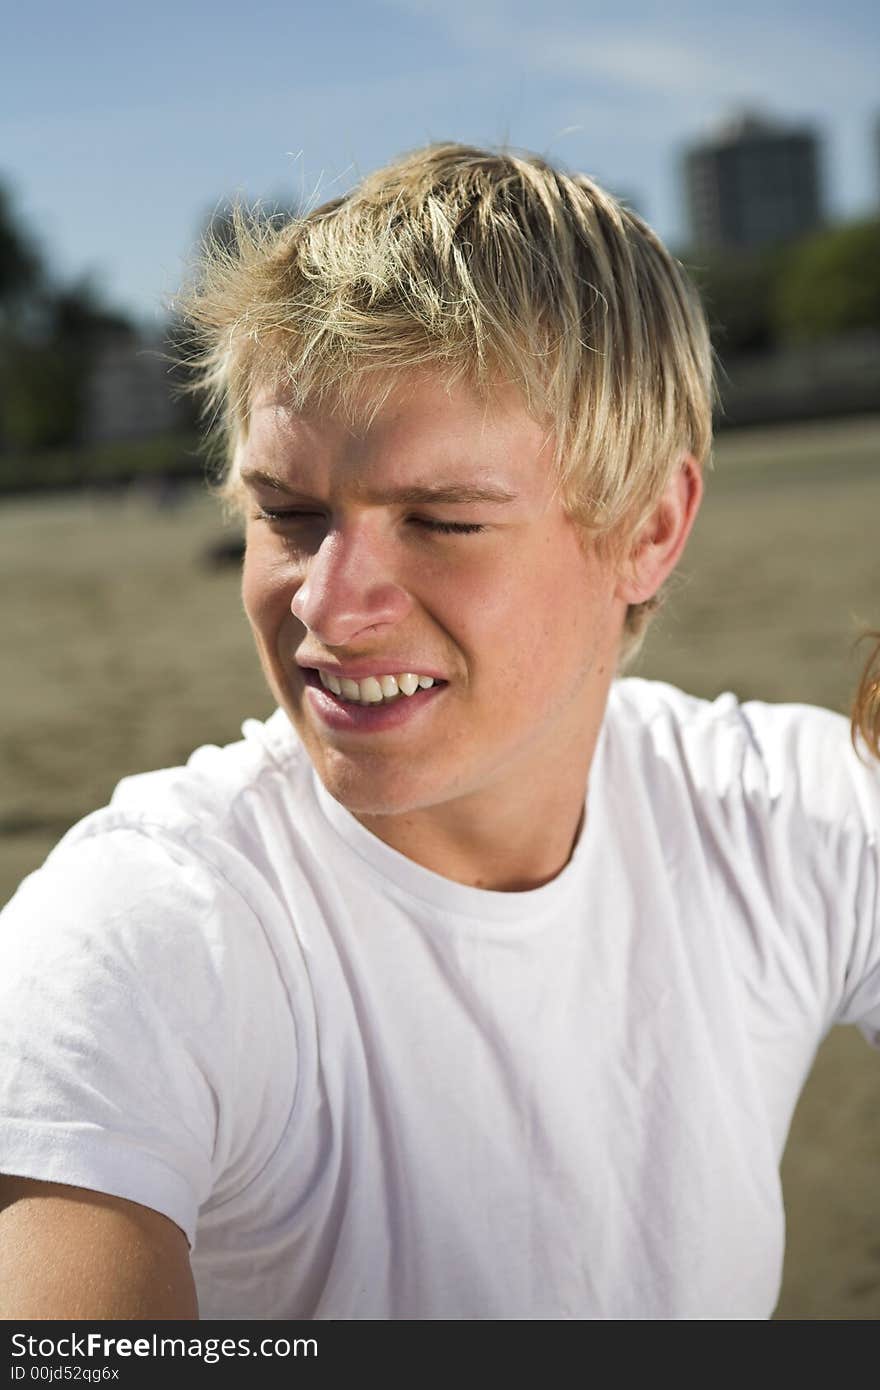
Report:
615,454,703,604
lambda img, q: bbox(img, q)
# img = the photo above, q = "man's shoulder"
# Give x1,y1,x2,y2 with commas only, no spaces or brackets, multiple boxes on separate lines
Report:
1,707,311,1026
606,676,868,827
0,714,307,1250
79,707,307,847
609,675,847,747
5,707,312,940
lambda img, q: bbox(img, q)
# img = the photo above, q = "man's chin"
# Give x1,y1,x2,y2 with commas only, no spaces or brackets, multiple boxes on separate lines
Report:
308,747,436,820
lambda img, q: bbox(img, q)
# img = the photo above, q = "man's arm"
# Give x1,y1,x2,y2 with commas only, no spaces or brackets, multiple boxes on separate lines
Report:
0,1175,198,1319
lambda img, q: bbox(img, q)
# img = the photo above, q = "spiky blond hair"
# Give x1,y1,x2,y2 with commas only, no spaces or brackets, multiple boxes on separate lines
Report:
177,142,714,660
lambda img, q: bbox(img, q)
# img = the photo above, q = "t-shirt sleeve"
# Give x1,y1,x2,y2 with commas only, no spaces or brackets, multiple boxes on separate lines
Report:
0,822,298,1247
739,701,880,1046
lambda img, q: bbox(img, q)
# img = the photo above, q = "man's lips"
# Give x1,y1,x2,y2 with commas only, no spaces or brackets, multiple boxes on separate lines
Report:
299,665,448,731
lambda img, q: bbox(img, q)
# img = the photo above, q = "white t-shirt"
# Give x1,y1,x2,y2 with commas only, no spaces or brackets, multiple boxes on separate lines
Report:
0,679,878,1320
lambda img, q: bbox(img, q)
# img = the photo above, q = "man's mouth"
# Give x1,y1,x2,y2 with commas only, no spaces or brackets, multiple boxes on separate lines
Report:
307,669,445,706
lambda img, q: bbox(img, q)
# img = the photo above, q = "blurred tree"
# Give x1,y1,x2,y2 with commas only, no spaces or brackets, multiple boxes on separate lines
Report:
50,279,132,349
3,278,134,452
0,178,135,455
774,219,880,342
2,343,80,451
684,247,784,359
0,182,44,324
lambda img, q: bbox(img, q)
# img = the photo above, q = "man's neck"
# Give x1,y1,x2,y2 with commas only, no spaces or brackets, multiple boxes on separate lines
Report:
355,739,597,892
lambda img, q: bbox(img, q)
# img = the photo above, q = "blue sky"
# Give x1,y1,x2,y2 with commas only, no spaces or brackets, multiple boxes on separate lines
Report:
3,0,878,327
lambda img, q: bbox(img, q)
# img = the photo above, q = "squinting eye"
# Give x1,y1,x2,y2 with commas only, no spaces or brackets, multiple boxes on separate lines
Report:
252,508,484,536
255,507,325,525
411,518,486,535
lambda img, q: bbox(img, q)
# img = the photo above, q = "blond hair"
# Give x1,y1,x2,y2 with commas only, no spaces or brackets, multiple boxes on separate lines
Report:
852,634,880,760
178,142,714,660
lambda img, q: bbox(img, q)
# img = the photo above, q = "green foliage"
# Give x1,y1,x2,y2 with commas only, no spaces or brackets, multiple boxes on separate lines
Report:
0,340,82,451
0,184,136,454
50,279,133,348
685,248,784,357
0,183,43,318
774,220,880,342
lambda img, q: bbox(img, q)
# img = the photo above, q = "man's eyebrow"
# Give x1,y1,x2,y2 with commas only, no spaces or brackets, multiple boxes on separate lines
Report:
239,467,299,493
239,467,517,507
368,482,518,506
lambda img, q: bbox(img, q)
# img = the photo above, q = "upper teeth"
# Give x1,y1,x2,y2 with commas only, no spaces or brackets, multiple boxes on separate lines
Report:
318,670,436,704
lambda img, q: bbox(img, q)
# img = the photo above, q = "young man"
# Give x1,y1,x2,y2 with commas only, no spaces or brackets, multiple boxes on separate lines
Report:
0,143,877,1321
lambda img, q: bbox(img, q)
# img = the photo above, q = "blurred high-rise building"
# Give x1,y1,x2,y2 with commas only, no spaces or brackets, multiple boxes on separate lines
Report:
683,111,823,251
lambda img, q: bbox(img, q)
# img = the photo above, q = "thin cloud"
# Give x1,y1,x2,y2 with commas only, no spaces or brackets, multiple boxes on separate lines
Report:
379,0,878,110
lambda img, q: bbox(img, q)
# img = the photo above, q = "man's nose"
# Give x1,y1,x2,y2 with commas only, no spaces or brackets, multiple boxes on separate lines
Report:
290,524,413,646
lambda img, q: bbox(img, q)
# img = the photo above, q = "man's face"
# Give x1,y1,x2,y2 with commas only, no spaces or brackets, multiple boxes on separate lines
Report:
240,374,628,834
